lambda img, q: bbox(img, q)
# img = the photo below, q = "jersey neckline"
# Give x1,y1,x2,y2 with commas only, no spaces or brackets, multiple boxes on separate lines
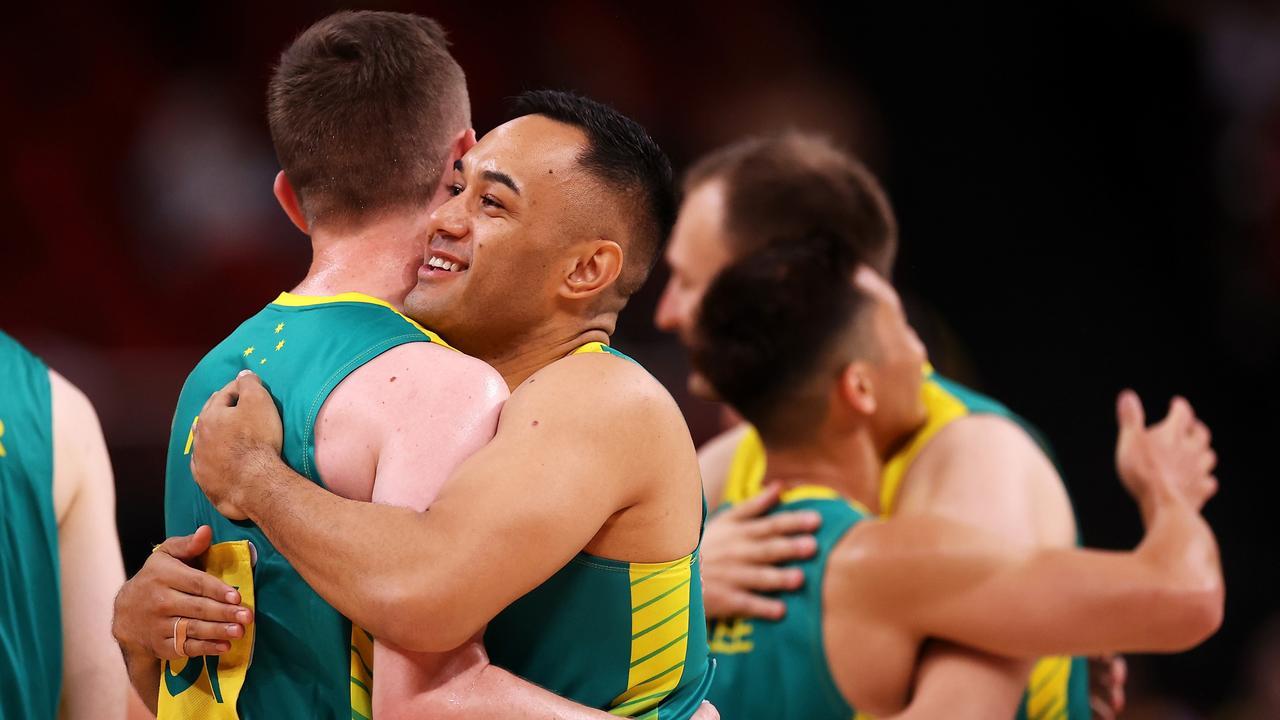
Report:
270,292,453,349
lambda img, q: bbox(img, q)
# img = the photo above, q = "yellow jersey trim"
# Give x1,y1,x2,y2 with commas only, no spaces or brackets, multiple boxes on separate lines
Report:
609,554,694,717
721,365,972,518
1024,655,1072,720
878,376,968,516
350,627,374,720
723,427,767,506
271,292,454,350
779,484,872,516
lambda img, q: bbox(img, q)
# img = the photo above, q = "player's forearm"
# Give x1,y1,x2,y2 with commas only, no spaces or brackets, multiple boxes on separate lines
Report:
925,497,1222,658
455,666,617,719
395,664,617,719
1127,492,1224,649
240,452,468,648
884,644,1027,720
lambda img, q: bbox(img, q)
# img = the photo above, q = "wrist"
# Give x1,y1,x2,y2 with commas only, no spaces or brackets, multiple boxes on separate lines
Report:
113,625,151,661
237,446,283,520
1135,482,1184,527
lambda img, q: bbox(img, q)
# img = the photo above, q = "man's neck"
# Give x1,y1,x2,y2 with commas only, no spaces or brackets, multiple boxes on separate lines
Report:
289,217,426,308
763,428,884,513
480,321,613,391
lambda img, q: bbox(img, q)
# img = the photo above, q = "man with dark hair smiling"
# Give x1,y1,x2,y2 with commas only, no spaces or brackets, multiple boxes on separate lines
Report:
110,11,715,719
692,234,1223,719
185,90,716,718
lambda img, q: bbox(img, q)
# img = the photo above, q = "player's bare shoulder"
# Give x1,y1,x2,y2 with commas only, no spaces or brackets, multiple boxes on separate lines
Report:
903,414,1076,546
512,348,689,434
327,342,507,417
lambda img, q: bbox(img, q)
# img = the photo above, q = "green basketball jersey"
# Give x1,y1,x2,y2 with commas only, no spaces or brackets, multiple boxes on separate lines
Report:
0,330,62,720
163,292,446,720
706,487,865,720
722,369,1090,720
484,342,716,720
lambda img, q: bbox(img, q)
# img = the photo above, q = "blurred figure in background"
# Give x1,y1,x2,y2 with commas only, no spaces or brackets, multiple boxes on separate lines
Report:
654,133,1120,717
0,330,129,719
687,234,1222,719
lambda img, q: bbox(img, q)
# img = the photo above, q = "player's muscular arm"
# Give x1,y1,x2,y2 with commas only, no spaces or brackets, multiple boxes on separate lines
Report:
332,349,632,718
192,354,680,653
889,416,1076,711
49,371,130,720
883,643,1025,720
379,637,656,720
829,393,1221,672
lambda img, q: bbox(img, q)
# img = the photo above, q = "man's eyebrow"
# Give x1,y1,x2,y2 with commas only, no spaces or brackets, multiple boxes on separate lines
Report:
481,170,520,195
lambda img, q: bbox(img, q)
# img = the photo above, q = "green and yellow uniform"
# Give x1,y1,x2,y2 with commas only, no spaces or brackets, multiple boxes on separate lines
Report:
484,341,716,720
0,330,62,719
162,292,446,720
707,486,868,719
715,367,1089,720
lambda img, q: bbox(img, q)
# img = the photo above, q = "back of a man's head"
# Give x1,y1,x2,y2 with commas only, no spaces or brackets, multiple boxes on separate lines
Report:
268,11,470,228
684,132,898,277
694,232,870,447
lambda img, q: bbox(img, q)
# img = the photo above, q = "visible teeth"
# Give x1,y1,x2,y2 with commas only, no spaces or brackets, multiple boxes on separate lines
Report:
427,256,464,272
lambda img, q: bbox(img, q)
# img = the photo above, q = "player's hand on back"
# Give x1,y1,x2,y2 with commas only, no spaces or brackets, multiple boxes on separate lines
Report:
701,482,821,620
112,525,252,660
1114,390,1218,512
190,371,284,520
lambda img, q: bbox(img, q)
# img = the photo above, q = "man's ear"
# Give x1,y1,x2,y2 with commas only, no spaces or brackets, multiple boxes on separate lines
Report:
563,240,624,300
273,171,309,234
445,128,477,170
431,128,478,202
838,362,877,416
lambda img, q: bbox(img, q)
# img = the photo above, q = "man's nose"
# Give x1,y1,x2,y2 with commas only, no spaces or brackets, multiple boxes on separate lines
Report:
428,195,468,240
654,282,684,333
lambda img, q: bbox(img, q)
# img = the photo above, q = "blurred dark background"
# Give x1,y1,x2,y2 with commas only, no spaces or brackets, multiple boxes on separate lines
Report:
3,1,1276,715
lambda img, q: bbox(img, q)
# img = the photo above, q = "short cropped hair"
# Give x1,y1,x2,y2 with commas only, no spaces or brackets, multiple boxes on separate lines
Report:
509,90,674,298
693,233,870,446
684,132,898,276
268,11,470,226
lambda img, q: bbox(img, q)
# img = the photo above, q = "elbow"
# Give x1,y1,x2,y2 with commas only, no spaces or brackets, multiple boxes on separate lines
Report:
1153,576,1225,652
1183,579,1225,647
375,580,477,653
